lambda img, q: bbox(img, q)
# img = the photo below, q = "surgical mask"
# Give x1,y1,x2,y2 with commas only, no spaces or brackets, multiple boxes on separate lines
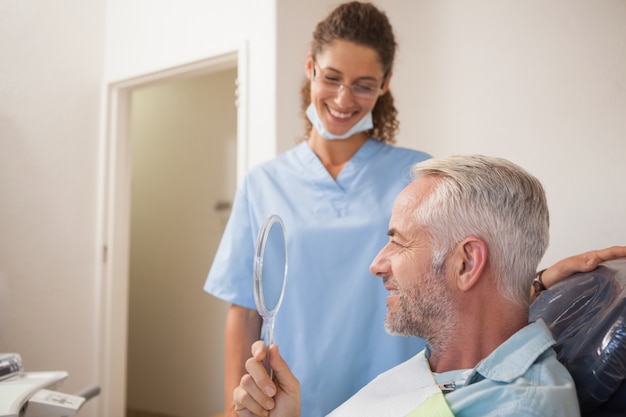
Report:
306,103,373,140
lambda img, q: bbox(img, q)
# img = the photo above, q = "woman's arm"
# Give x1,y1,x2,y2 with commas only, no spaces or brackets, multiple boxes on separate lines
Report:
530,245,626,302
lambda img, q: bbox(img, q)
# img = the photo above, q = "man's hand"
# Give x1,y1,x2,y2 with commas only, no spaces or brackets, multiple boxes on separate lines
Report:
233,341,301,417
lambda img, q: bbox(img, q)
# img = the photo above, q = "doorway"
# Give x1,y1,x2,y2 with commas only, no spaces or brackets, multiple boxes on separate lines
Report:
98,49,248,417
125,67,236,417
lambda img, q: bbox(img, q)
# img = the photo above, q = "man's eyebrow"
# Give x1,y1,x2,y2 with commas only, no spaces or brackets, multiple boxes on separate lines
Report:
387,228,406,239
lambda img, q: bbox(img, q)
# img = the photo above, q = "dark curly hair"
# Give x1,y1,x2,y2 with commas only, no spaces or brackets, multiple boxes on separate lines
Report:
300,1,399,144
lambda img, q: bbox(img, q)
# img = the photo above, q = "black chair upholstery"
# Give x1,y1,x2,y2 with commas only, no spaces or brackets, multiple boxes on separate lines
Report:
529,259,626,416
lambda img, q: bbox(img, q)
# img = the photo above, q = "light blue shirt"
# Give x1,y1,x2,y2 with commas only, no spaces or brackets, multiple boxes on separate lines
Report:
204,139,431,417
435,320,580,417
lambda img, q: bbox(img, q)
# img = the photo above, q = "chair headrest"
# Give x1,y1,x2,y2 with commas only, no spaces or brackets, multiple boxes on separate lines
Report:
529,258,626,413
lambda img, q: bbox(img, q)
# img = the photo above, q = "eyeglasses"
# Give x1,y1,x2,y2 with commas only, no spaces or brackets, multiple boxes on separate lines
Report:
312,62,385,100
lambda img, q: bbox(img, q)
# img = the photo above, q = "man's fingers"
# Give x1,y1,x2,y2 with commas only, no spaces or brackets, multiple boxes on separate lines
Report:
233,374,274,416
246,346,277,398
269,345,301,397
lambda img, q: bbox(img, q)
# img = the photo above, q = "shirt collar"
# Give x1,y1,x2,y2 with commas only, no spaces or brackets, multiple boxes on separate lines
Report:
467,319,556,385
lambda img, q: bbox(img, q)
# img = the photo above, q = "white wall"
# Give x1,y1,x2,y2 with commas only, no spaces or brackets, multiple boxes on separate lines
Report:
105,0,278,169
385,0,626,266
0,2,105,415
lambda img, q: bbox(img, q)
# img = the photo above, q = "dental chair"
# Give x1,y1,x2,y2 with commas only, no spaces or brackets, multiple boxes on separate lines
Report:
529,258,626,417
0,361,99,417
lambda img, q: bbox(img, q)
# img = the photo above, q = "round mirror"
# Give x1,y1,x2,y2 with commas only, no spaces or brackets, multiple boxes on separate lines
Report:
253,214,288,376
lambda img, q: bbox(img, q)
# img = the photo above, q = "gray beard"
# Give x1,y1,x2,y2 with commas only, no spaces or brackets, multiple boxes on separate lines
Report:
384,268,457,349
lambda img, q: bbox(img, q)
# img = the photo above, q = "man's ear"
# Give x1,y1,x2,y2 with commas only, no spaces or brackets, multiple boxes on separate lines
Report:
454,237,488,292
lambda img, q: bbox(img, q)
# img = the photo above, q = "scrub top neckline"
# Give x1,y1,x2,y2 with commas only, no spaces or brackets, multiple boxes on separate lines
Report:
297,138,384,192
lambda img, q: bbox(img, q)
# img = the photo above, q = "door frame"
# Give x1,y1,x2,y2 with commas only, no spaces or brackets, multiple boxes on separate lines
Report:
95,44,248,417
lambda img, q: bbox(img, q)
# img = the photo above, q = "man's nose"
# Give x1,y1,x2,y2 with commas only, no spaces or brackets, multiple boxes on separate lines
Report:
370,246,390,278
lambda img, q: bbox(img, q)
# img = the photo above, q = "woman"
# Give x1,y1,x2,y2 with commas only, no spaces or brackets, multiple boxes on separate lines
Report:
204,2,624,416
206,3,429,416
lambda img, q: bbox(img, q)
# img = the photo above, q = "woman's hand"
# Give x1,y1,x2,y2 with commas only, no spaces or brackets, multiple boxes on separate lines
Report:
531,246,626,301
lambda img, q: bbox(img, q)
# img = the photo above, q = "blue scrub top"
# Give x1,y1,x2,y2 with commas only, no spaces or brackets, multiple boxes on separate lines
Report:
205,138,431,417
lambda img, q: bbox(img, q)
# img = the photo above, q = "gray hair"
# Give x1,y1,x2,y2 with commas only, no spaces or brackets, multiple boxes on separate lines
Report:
412,155,549,308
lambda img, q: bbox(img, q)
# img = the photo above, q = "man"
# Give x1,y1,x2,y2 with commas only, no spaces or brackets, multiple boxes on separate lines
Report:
235,155,588,416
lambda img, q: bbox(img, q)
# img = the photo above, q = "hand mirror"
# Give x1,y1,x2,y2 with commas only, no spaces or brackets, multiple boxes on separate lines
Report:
253,214,288,377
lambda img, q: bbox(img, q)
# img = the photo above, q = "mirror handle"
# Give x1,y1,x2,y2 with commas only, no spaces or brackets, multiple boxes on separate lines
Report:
261,316,275,379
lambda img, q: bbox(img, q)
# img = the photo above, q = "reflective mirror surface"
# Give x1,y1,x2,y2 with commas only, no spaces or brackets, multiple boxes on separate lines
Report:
253,214,288,376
